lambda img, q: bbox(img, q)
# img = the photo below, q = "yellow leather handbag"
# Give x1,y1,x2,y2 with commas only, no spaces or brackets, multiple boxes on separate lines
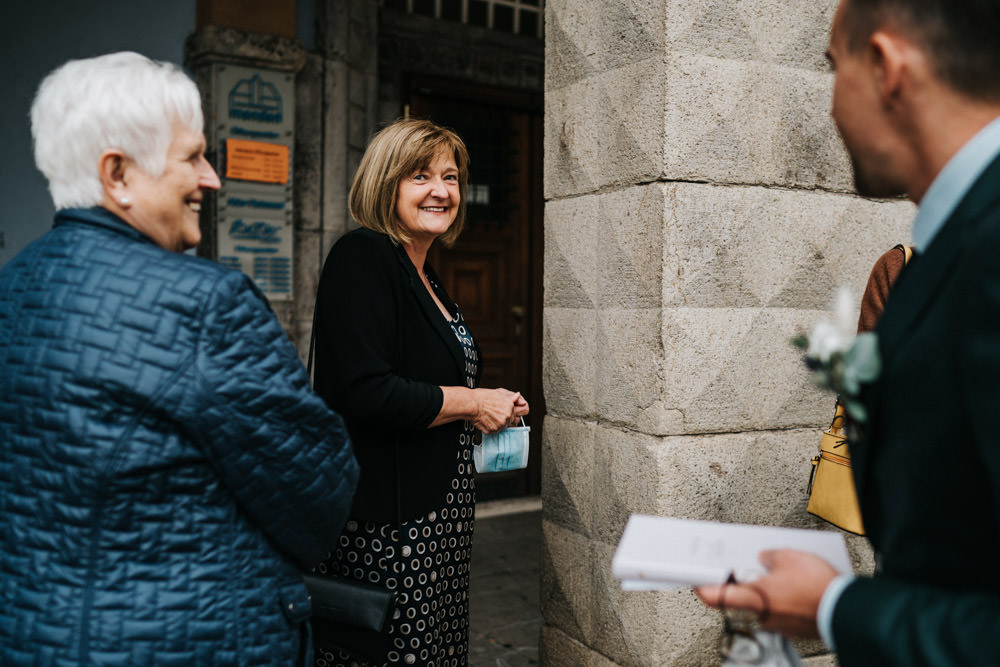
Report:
806,402,865,535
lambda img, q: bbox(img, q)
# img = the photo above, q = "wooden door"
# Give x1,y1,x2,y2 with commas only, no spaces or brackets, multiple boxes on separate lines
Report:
409,78,544,499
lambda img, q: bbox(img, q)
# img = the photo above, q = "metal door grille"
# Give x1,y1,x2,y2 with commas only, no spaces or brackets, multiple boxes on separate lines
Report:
383,0,544,39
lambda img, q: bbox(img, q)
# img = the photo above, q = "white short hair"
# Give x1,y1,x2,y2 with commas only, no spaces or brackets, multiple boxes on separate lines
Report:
30,52,204,210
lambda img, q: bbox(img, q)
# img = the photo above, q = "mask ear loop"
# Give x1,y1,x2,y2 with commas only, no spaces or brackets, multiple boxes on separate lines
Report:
719,572,770,622
750,583,770,625
718,573,770,664
719,574,771,628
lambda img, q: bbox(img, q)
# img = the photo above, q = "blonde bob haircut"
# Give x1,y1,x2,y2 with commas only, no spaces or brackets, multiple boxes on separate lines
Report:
349,118,470,247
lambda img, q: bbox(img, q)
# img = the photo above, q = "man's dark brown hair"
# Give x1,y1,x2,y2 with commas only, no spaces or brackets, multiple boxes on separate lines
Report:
841,0,1000,101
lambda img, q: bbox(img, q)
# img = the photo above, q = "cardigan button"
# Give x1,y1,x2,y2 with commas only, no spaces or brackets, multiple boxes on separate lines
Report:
288,603,295,613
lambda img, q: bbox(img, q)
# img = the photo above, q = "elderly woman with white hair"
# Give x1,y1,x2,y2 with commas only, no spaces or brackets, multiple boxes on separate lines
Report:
0,52,358,665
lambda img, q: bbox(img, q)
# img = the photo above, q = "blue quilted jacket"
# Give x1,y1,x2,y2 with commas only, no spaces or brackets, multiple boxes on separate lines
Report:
0,207,359,665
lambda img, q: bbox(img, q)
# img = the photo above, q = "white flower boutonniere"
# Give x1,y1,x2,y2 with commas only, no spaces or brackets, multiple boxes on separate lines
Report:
792,287,881,422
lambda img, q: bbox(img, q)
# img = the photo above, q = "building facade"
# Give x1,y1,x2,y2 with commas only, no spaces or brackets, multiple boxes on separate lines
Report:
6,1,917,664
104,1,921,663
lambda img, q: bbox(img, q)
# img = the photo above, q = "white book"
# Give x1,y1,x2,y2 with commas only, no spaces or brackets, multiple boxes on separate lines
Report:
612,514,853,590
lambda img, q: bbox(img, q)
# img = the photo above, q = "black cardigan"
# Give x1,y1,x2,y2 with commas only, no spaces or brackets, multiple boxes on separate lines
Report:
313,227,481,524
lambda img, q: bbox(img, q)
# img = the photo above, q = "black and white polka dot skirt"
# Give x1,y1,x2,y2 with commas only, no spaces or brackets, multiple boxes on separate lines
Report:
315,440,476,666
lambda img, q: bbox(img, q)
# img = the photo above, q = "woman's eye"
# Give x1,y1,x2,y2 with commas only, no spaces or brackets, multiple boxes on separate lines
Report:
412,173,427,181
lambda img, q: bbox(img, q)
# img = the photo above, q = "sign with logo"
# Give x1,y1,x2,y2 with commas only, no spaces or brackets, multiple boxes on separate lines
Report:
213,64,295,301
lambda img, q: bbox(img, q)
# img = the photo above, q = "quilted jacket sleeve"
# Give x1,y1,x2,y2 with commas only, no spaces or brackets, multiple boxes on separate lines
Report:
187,271,358,570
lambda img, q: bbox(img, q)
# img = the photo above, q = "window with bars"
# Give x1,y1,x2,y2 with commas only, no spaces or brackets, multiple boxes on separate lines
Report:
382,0,544,39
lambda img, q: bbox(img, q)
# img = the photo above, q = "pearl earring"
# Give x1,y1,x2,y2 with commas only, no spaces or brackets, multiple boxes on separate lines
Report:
119,197,130,206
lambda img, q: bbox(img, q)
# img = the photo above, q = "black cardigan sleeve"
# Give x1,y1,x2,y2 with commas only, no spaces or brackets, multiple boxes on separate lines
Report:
314,229,444,430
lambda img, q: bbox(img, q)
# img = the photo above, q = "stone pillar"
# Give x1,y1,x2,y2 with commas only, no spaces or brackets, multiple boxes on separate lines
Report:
541,1,913,665
316,0,379,251
267,0,376,359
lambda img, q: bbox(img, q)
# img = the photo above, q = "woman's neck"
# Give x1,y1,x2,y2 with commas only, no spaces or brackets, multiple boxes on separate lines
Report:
403,239,431,274
404,239,453,321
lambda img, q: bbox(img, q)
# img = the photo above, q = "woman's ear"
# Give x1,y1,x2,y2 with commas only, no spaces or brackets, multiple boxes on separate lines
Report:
98,149,131,208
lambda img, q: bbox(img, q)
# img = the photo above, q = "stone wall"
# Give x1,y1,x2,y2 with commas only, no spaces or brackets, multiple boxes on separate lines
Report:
541,1,913,665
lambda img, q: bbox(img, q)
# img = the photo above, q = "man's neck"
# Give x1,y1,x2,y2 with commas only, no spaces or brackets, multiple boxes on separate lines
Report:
907,92,1000,204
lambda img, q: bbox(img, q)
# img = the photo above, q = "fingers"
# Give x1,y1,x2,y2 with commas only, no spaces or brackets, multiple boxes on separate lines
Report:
472,388,532,433
760,549,839,581
695,583,768,616
694,585,724,607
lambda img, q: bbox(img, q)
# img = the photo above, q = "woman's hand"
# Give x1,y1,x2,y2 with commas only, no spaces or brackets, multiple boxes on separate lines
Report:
432,386,529,432
472,388,530,433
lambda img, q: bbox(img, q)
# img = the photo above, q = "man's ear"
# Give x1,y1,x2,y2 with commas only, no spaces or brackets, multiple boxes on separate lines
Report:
869,30,907,105
98,149,130,206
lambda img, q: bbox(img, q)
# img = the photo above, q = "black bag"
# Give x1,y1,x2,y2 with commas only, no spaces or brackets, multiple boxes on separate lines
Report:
303,573,397,661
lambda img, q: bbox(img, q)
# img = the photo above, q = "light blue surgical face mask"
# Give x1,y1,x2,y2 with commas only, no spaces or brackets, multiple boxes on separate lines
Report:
474,418,530,473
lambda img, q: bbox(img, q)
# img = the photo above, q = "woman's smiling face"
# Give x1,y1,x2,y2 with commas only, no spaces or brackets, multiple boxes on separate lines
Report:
395,148,460,246
120,125,221,252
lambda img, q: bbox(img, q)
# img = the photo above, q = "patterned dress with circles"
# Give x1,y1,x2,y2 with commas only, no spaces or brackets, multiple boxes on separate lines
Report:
315,310,478,667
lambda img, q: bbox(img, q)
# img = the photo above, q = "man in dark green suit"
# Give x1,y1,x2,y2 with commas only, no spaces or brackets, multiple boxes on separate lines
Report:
697,0,1000,664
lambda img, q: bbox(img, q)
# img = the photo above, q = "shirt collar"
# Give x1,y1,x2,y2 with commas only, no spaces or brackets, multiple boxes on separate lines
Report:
912,114,1000,252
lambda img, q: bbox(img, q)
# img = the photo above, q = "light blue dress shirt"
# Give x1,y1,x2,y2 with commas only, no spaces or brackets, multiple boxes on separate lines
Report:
912,114,1000,251
817,113,1000,651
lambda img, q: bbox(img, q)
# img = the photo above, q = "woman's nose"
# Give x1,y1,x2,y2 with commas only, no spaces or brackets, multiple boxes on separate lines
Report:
200,158,222,191
429,176,449,198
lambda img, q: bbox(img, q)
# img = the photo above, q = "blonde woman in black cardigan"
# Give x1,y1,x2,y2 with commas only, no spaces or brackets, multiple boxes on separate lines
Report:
312,119,529,666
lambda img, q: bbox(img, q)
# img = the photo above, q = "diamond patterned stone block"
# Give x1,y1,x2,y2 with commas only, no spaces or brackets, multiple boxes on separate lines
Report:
546,55,853,198
546,0,835,91
544,182,913,433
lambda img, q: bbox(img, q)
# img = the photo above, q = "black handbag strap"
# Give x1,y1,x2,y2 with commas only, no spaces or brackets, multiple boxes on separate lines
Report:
307,296,319,383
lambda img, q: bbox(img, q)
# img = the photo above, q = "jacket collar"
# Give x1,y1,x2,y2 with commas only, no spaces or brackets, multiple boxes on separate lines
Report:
391,240,467,379
54,206,157,247
876,152,1000,357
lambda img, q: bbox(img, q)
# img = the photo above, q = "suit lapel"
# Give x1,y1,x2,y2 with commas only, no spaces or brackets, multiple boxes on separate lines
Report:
880,154,1000,356
856,154,1000,503
394,245,466,380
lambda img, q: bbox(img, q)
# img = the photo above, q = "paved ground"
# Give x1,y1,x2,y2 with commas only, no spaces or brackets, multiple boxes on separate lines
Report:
469,497,543,667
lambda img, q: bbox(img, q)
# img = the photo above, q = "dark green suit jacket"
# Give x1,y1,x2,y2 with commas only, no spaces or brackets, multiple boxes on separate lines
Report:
832,155,1000,665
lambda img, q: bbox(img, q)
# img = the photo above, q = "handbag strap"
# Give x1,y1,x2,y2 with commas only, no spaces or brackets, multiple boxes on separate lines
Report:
826,244,912,435
307,294,319,382
828,401,847,436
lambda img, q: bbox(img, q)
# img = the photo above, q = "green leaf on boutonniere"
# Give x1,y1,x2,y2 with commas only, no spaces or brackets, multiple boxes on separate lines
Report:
846,332,881,382
841,396,867,423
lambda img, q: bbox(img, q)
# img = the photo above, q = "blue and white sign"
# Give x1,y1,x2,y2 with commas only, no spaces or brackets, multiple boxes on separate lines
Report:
213,64,295,301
